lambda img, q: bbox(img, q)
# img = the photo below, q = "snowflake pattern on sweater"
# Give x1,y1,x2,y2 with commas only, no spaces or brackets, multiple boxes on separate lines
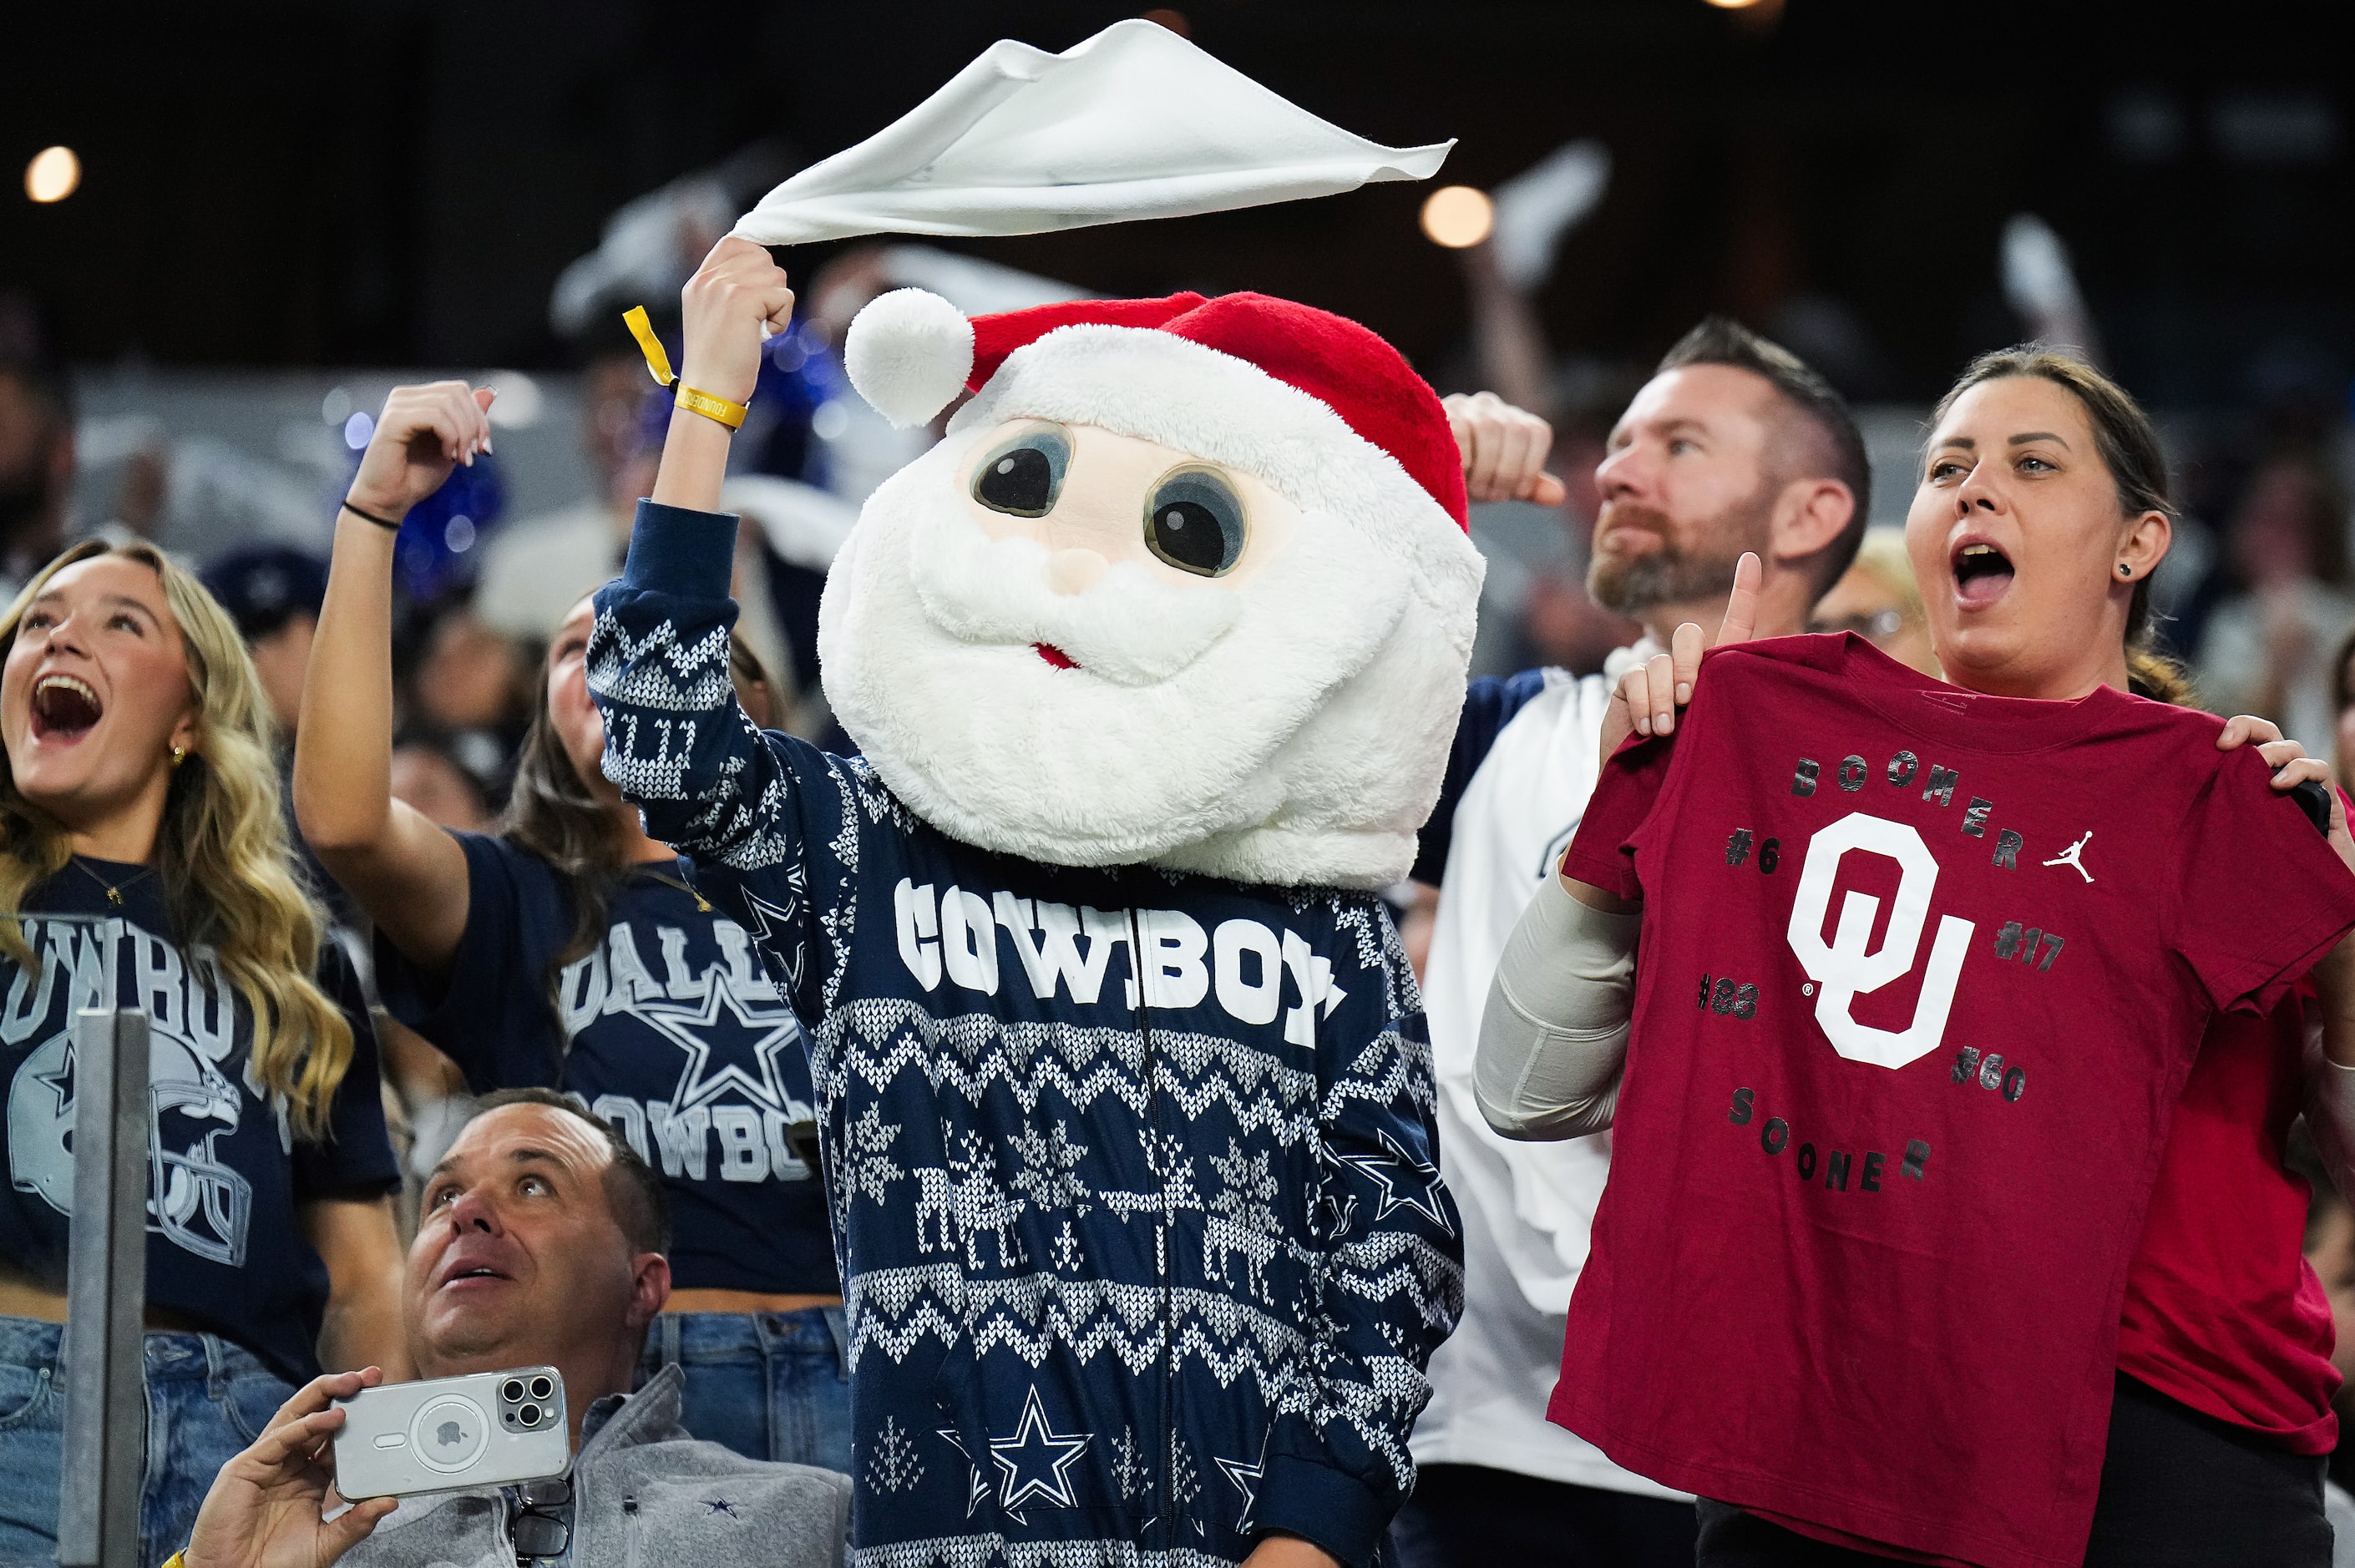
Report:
591,501,1463,1568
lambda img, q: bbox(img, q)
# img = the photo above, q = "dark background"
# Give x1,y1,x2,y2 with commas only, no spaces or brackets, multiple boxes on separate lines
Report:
6,0,2353,408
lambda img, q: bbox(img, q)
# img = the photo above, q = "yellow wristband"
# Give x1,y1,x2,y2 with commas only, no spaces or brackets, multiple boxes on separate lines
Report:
623,305,747,428
674,384,748,431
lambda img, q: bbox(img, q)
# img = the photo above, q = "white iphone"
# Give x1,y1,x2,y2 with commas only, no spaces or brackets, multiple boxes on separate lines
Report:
332,1367,570,1499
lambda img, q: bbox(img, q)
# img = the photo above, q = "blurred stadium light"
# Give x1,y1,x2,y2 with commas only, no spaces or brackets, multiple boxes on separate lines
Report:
24,147,78,204
1421,186,1495,250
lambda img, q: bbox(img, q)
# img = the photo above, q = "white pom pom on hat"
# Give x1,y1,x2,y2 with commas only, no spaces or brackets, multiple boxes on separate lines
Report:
844,285,1475,534
843,288,975,429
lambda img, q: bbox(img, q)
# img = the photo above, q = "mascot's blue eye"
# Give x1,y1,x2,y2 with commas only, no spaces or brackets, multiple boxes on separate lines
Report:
972,424,1072,517
1143,468,1247,577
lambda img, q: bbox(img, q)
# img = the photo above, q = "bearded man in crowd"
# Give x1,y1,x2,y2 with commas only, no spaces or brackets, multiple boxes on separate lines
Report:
1400,317,1869,1568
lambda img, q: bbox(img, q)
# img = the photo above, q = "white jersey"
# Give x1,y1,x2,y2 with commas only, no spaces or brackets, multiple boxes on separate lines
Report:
1409,646,1685,1499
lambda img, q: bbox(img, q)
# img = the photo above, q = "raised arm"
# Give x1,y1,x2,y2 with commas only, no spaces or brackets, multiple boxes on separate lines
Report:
589,239,838,914
2256,728,2355,1194
2196,716,2355,1195
1443,389,1565,508
649,237,796,515
292,382,490,969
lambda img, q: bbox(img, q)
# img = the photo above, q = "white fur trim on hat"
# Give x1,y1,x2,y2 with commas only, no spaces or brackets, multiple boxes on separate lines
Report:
843,288,975,428
950,323,1483,635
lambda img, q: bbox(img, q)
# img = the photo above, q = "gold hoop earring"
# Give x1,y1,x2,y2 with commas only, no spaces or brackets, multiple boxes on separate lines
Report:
170,745,185,769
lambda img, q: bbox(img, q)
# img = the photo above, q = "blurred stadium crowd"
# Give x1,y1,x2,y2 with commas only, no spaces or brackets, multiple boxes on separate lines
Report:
9,204,2355,844
12,185,2355,1098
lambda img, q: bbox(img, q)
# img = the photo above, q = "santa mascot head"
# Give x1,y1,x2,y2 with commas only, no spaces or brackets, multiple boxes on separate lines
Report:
818,286,1483,890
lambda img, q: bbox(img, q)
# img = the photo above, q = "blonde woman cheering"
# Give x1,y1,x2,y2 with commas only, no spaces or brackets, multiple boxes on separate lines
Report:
0,541,404,1568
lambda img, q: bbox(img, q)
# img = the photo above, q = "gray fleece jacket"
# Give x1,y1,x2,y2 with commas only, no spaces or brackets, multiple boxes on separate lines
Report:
344,1365,849,1568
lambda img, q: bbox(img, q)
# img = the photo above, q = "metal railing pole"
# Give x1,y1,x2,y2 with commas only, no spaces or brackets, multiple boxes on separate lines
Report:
56,1008,149,1568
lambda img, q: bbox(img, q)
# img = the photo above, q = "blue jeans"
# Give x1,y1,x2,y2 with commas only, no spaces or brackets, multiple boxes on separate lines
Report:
636,1308,851,1472
0,1317,296,1568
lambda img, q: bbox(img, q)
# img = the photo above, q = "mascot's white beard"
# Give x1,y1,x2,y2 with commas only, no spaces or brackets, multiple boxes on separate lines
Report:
818,435,1468,888
907,498,1245,688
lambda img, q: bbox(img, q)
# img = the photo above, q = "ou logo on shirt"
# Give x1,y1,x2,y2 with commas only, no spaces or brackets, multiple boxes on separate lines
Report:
1785,812,1974,1070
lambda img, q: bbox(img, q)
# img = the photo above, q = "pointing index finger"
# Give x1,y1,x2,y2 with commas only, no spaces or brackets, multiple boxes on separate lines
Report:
1715,553,1763,649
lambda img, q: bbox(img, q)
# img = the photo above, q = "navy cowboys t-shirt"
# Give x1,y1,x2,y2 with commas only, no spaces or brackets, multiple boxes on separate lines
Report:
375,833,837,1296
0,859,398,1385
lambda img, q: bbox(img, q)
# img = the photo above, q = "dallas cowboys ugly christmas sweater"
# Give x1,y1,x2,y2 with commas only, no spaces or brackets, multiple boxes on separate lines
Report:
589,499,1464,1568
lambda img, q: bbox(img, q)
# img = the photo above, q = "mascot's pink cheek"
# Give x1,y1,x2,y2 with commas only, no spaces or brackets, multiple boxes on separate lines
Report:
1034,642,1079,670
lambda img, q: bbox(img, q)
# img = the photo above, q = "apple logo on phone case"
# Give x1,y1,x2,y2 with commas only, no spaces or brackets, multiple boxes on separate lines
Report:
411,1394,489,1474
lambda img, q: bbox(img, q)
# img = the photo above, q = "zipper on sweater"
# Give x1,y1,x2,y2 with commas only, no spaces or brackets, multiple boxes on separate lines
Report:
623,1495,642,1568
1127,899,1176,1553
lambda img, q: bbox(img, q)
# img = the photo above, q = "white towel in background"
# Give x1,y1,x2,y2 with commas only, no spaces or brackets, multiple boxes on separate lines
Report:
731,18,1451,247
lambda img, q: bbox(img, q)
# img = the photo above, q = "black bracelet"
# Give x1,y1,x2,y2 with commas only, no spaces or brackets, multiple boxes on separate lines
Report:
340,498,403,532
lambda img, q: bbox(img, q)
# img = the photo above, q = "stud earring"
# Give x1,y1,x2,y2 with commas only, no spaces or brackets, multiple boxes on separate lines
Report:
169,745,185,768
2118,563,2132,578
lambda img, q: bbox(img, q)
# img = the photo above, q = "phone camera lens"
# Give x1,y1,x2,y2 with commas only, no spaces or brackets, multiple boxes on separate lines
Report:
501,1378,524,1403
528,1375,554,1400
518,1404,541,1427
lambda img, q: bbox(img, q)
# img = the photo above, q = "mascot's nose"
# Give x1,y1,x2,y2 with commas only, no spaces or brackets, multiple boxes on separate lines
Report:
1046,549,1109,596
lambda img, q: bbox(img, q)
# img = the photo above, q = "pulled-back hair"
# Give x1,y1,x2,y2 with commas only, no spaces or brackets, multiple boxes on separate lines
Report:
0,541,354,1139
1930,346,2195,705
1657,316,1872,596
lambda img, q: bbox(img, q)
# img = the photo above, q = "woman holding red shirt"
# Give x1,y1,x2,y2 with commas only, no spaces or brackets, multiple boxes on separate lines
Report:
1480,348,2355,1566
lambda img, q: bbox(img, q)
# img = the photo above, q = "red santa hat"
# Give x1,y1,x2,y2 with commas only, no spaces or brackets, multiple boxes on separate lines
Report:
843,286,1471,562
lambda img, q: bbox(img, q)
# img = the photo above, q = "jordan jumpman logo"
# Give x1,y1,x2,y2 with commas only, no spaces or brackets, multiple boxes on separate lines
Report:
2042,831,2094,883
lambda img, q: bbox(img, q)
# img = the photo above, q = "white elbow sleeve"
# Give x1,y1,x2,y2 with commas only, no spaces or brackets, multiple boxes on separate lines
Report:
1474,873,1639,1141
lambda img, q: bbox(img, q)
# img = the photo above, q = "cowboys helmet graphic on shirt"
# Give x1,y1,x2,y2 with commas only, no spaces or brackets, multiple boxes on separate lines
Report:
4,919,256,1267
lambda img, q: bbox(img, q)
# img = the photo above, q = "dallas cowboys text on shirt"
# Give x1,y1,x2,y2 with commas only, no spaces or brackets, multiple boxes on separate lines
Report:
552,913,818,1184
374,837,838,1297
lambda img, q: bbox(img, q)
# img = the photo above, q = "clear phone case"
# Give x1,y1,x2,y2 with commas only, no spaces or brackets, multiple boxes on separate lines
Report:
332,1367,570,1499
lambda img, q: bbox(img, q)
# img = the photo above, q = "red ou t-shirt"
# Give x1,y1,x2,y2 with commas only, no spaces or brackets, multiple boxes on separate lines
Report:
1553,635,2355,1568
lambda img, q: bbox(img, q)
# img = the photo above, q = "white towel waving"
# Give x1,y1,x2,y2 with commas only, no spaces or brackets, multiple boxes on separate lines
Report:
731,18,1451,246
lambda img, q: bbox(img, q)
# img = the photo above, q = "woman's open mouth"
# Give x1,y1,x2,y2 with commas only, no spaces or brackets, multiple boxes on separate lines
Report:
1951,541,2014,610
29,675,101,741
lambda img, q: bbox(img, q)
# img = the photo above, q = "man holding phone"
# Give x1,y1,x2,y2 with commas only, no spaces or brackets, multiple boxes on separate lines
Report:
174,1090,850,1568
